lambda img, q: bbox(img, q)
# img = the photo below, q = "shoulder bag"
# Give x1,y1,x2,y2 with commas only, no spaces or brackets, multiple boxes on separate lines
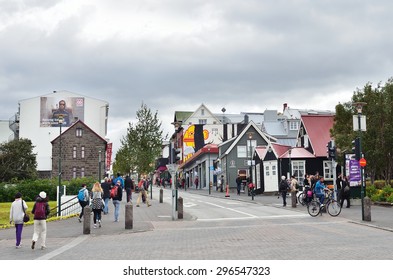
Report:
22,200,30,223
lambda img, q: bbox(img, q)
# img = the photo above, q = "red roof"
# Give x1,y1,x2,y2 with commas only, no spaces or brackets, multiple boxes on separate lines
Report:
301,115,334,157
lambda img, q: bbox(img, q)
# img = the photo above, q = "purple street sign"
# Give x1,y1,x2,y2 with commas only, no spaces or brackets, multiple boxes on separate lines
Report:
349,159,361,186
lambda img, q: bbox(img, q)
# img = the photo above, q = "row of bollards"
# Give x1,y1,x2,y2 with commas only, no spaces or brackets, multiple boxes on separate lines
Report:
83,189,184,234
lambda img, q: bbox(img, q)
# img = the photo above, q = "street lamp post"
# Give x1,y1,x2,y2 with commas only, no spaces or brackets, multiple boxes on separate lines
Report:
58,114,64,217
288,148,292,179
208,146,211,195
98,150,102,182
248,132,254,199
353,102,367,221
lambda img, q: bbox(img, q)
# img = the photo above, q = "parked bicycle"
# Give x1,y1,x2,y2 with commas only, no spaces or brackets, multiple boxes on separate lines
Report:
307,188,341,217
298,187,313,206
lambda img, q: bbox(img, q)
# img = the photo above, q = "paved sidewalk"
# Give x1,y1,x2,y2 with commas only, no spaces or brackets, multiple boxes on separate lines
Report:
183,187,393,232
1,186,392,259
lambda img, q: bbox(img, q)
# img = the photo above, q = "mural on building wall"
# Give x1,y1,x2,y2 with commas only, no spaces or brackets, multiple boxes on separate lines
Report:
40,97,85,127
183,124,209,162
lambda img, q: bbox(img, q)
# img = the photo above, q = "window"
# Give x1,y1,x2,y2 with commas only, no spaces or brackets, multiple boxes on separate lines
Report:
81,167,85,177
212,128,218,136
76,128,83,137
201,109,205,116
72,167,77,178
237,146,247,158
272,165,277,176
199,119,207,124
304,135,309,148
289,121,299,131
81,146,85,159
73,146,77,159
265,166,270,176
247,139,257,158
323,161,333,180
291,160,305,185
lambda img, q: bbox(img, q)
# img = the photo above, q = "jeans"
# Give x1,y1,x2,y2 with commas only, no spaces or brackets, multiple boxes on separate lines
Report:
316,193,325,204
281,191,287,206
103,198,109,214
113,200,120,222
93,209,102,224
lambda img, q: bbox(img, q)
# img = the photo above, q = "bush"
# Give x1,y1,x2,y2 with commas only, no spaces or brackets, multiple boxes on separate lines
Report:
0,177,97,203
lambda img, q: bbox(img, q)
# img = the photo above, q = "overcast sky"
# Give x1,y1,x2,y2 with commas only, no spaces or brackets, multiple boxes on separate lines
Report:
1,0,393,155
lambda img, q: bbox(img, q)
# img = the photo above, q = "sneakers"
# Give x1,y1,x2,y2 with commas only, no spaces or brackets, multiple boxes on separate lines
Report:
78,218,82,223
31,241,35,250
93,224,97,228
98,220,102,228
16,245,22,249
41,246,46,250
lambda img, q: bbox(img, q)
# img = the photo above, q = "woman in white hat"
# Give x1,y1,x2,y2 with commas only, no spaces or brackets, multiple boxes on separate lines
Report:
31,191,50,250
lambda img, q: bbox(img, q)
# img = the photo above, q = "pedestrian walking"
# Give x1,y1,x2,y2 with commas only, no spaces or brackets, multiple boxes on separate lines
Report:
9,192,28,249
77,184,89,222
340,175,351,208
91,182,104,228
136,177,151,207
31,191,50,250
279,176,290,207
124,175,135,203
112,180,123,222
101,177,111,214
236,175,242,195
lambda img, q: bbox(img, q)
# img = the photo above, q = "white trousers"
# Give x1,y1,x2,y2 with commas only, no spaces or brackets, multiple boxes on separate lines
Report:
32,220,47,247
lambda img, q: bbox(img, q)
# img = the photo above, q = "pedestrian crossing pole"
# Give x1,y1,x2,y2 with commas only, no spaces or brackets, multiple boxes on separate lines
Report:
167,163,178,220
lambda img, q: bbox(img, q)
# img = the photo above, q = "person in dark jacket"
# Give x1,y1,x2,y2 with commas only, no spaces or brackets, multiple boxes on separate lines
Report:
112,180,123,222
279,176,290,207
31,191,50,250
101,178,111,214
124,175,135,203
340,175,351,208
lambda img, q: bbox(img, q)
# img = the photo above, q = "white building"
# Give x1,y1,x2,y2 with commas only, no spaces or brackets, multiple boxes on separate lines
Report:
15,90,109,177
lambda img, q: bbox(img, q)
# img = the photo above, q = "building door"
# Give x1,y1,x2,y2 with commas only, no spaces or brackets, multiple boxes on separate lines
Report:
264,160,278,192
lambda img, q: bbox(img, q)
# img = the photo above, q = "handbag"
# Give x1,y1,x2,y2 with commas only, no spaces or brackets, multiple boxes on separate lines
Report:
22,200,30,223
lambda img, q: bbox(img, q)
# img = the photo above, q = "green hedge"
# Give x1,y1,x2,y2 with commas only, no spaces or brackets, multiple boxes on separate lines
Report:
366,185,393,203
0,177,97,203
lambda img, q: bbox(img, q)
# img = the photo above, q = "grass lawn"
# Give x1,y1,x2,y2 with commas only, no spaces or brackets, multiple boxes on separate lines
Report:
0,201,57,228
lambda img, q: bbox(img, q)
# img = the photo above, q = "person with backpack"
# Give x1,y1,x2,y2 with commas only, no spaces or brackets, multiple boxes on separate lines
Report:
101,177,111,215
31,191,50,250
78,184,89,223
9,192,28,249
111,180,123,222
278,176,290,207
136,177,151,207
124,175,135,203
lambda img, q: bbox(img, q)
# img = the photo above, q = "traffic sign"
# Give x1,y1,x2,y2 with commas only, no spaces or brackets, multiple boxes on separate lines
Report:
359,158,367,167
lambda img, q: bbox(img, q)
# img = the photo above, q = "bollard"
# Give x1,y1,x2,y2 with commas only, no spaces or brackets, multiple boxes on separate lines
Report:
364,196,371,221
125,203,133,229
225,185,230,197
83,206,91,234
178,196,183,219
160,188,163,203
291,190,297,208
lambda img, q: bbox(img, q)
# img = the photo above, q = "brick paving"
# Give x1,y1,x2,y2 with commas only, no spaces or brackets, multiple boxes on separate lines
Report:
1,187,392,260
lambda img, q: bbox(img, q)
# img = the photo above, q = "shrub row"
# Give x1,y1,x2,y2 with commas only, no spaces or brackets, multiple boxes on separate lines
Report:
0,177,98,203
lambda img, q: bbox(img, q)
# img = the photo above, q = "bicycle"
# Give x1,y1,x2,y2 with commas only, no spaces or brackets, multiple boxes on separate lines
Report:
297,187,313,206
307,189,342,217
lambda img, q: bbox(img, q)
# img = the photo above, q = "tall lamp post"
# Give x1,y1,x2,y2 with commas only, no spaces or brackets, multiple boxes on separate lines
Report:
288,148,292,179
98,150,102,182
58,114,64,217
353,102,367,221
208,146,211,195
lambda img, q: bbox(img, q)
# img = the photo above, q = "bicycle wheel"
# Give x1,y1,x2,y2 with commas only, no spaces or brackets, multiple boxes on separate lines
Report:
298,192,306,206
307,200,321,217
327,200,342,216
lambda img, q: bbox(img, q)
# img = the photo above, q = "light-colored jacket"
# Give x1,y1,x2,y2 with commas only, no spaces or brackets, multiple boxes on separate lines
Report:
10,198,28,224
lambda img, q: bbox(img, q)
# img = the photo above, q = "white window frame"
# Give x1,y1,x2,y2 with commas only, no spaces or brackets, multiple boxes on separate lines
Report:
323,161,333,180
291,160,306,184
289,121,299,131
237,146,247,158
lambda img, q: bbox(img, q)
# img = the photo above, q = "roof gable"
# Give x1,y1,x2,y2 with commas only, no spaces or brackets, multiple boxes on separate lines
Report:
301,115,334,157
51,120,107,144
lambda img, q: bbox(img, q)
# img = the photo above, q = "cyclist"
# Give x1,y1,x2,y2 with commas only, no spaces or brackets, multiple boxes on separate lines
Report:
314,177,328,205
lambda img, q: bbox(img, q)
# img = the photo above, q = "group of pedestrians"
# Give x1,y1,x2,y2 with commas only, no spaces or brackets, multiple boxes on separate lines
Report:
9,191,50,250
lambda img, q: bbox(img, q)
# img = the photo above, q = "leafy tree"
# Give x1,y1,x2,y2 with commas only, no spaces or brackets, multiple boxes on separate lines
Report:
331,78,393,184
0,138,37,182
115,103,166,176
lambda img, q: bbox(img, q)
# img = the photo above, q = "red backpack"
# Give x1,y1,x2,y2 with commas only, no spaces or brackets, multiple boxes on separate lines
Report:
34,201,47,219
110,186,118,199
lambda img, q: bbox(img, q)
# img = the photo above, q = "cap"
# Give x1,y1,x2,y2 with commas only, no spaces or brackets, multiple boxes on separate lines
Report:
281,175,286,180
39,191,47,199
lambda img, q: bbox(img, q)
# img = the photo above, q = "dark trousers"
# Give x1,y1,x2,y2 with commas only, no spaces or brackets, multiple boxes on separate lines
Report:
340,194,350,208
93,209,102,224
79,200,88,219
281,191,287,206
